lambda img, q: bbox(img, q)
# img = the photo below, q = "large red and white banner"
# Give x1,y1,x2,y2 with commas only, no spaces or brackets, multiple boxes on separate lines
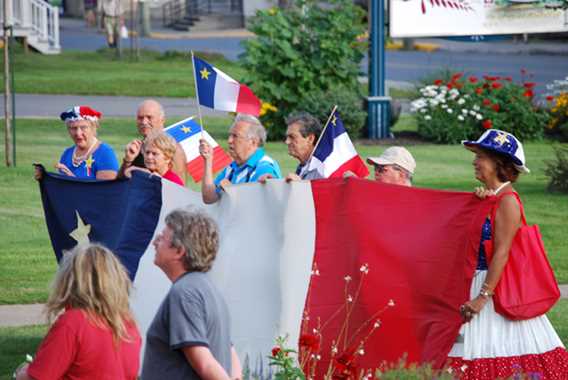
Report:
131,178,493,374
390,0,568,37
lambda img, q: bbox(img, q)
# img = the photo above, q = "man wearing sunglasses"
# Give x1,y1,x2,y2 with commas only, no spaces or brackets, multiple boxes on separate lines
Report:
366,146,416,187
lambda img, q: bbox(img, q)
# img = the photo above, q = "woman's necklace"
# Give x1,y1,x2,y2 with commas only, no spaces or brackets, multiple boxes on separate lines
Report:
492,181,511,195
72,138,98,167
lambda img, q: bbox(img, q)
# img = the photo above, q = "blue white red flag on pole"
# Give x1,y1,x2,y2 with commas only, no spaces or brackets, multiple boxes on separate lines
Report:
306,108,369,178
164,117,231,183
38,171,492,374
192,55,261,116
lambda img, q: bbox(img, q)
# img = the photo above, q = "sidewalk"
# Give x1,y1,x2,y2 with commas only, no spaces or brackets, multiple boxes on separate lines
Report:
3,286,568,327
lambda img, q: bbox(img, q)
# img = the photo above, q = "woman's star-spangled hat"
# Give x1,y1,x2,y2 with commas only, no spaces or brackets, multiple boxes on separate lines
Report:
60,106,102,123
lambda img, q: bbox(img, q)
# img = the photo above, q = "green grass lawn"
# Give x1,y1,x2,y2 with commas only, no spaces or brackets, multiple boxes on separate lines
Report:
0,116,567,304
2,299,568,379
1,47,244,97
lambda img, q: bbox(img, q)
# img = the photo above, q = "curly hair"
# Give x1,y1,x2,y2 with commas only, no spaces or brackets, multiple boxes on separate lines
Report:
484,149,521,183
143,132,177,164
45,243,136,344
165,208,220,272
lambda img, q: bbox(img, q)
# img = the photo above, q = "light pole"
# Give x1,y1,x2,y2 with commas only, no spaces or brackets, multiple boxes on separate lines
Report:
367,0,390,139
3,0,15,166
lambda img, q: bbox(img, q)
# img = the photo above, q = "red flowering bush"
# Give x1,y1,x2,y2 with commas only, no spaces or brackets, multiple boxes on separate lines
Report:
412,70,549,143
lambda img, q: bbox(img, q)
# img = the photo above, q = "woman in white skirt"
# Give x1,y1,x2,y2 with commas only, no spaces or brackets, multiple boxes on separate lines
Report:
447,129,568,379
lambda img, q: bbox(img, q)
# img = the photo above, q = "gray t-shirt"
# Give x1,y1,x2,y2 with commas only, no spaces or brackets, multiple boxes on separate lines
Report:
140,271,232,379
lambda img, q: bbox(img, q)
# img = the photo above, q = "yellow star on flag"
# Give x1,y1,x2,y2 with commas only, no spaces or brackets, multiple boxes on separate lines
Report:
331,115,337,126
85,155,95,169
200,67,211,80
493,131,509,146
69,210,91,245
181,126,191,134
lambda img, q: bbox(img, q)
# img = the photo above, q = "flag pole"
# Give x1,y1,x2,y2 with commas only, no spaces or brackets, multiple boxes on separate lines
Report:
191,50,205,139
306,104,338,163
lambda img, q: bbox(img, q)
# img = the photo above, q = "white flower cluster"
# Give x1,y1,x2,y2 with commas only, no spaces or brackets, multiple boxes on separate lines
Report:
411,84,483,122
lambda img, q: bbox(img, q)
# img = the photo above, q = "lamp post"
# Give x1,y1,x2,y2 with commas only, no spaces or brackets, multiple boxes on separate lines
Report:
367,0,390,139
3,0,14,166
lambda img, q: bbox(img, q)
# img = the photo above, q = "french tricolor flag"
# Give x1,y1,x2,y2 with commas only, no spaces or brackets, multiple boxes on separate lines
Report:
307,108,369,178
193,55,261,117
165,117,232,183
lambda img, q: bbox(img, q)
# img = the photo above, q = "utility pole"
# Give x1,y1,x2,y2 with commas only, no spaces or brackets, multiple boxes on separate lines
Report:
367,0,390,139
3,0,14,166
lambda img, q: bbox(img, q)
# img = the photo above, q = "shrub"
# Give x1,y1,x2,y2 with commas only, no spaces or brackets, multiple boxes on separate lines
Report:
545,146,568,194
412,72,549,144
240,0,366,140
545,77,568,142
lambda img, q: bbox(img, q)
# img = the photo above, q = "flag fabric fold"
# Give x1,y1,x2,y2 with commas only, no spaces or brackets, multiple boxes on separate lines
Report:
307,110,369,178
164,117,232,182
38,173,491,374
193,55,261,116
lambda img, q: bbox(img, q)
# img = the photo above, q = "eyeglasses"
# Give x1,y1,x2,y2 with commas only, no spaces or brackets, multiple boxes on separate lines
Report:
67,124,91,133
229,132,250,140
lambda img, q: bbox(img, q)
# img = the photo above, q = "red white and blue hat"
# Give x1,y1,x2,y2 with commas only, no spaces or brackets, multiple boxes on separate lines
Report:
60,106,102,123
462,129,529,173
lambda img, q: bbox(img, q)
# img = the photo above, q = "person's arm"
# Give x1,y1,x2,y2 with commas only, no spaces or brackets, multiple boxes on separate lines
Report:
230,346,242,380
199,139,220,204
117,139,142,178
182,346,230,380
15,364,35,380
96,170,117,180
285,173,302,183
462,194,521,321
172,143,187,181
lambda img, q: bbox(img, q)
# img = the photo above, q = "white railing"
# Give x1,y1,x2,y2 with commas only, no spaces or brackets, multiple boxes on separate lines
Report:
1,0,60,51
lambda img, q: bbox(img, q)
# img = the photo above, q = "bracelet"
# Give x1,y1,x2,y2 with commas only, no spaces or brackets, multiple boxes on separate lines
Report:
479,289,493,298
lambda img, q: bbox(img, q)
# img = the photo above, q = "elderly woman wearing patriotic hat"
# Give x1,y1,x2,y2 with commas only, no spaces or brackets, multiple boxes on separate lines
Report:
57,106,119,179
447,129,568,378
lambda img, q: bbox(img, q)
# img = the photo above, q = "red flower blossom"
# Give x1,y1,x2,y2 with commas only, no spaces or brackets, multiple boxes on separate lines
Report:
333,352,357,379
272,347,282,357
482,98,491,106
504,76,512,82
492,104,500,112
446,83,454,89
546,95,555,102
475,87,483,95
482,83,490,89
482,119,493,129
468,76,478,83
299,333,320,351
434,79,443,86
483,75,498,82
454,82,463,89
523,90,534,98
451,72,463,81
491,82,502,89
524,82,536,89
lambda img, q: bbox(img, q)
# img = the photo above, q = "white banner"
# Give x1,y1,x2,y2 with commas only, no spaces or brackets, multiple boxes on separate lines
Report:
390,0,568,37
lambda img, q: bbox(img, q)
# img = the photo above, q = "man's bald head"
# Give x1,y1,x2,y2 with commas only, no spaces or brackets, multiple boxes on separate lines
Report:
136,99,166,138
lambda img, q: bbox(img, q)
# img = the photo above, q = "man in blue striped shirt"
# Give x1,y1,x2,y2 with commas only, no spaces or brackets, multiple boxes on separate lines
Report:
199,114,281,204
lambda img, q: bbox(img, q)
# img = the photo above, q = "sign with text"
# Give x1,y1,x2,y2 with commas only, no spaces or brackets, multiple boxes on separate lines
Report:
390,0,568,37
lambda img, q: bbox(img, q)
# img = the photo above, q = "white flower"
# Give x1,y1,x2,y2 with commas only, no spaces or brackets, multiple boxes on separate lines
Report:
429,99,439,106
311,269,320,276
388,299,395,307
331,346,338,354
313,328,319,334
461,109,469,114
373,320,382,328
476,114,483,120
359,264,369,274
347,295,353,303
447,109,453,114
424,115,432,120
344,275,352,282
420,108,427,113
441,104,448,109
473,105,480,111
460,364,468,372
458,115,465,121
457,98,465,105
358,348,365,355
469,110,477,116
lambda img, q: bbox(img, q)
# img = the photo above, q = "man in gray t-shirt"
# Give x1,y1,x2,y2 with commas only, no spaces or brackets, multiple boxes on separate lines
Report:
140,209,241,380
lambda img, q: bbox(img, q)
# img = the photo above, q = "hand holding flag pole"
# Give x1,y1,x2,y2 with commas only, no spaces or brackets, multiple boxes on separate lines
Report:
190,50,206,139
306,105,338,165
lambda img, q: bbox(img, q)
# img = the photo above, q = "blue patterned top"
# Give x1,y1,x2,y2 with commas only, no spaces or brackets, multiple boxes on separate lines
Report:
477,217,492,270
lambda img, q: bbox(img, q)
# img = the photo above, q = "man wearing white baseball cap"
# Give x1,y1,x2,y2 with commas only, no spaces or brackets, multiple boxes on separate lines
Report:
366,146,416,187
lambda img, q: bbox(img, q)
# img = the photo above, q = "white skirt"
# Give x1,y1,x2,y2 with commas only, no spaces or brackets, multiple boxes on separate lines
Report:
447,270,568,379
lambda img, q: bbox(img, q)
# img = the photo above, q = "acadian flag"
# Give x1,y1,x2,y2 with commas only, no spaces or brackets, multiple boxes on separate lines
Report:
307,108,369,178
192,55,261,116
38,171,492,375
164,117,231,183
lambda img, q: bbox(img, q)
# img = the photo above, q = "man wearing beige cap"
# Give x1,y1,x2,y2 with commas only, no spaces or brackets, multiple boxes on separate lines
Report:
366,146,416,187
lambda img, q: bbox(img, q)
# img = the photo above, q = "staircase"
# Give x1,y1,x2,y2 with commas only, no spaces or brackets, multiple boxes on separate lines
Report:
162,0,243,32
1,0,61,54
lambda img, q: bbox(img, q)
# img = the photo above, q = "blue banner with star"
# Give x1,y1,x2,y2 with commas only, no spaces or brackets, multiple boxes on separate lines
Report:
38,169,162,279
193,55,217,109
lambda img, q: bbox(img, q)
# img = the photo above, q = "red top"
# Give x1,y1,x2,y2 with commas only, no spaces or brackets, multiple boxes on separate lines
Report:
162,169,185,186
27,308,141,380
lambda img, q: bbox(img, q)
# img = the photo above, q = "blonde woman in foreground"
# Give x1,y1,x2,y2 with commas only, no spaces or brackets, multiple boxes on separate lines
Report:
15,244,141,380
